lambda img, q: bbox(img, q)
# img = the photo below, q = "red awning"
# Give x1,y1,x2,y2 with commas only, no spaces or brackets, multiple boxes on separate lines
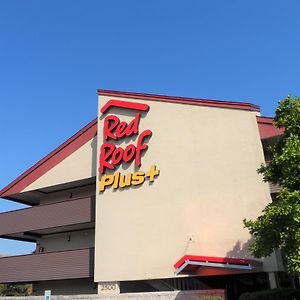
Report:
174,255,263,276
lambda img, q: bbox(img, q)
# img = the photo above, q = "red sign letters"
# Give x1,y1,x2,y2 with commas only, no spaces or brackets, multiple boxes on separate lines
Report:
99,113,152,174
99,99,159,192
99,100,152,174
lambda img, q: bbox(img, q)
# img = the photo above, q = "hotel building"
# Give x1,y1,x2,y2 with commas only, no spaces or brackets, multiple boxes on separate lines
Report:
0,90,285,299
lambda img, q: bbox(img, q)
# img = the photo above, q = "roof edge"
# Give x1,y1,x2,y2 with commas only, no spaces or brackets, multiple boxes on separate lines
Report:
256,116,284,140
97,89,260,112
0,118,97,199
257,116,276,124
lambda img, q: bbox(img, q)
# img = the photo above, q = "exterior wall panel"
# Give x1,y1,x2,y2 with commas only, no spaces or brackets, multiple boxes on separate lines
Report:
95,94,273,282
0,248,94,283
37,229,95,252
0,197,95,236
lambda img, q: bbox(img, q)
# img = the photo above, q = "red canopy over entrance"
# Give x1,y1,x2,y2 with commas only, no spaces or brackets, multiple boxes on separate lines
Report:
174,255,263,276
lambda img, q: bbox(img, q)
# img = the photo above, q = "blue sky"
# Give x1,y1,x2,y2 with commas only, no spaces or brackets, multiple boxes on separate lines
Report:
0,0,300,254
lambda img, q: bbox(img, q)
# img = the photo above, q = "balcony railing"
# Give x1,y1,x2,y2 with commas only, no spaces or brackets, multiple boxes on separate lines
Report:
0,197,95,237
0,248,94,283
269,182,281,194
263,161,281,195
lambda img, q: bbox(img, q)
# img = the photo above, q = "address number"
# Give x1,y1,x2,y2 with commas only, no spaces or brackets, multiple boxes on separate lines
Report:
101,284,116,291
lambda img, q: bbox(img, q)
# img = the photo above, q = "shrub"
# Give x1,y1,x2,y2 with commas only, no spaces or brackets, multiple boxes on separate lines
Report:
239,288,300,300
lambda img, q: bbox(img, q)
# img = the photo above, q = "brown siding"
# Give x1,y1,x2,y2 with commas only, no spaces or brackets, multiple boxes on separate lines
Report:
0,197,95,236
269,182,281,194
0,248,94,283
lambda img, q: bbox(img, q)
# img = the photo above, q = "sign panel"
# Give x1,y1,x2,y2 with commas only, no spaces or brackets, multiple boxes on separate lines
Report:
44,290,51,300
99,99,159,192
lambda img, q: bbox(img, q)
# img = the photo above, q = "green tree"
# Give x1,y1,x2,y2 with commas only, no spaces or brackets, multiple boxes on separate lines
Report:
244,95,300,274
0,284,5,296
0,284,31,296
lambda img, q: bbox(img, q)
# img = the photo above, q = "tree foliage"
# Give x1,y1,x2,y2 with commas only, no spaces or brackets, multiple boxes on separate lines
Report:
244,95,300,274
239,288,300,300
0,283,31,296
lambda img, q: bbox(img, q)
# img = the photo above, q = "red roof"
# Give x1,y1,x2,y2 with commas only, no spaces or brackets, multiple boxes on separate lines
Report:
257,116,284,139
0,118,97,199
98,89,260,112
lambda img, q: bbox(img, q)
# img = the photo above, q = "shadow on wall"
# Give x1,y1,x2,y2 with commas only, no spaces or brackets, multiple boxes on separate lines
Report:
226,239,254,259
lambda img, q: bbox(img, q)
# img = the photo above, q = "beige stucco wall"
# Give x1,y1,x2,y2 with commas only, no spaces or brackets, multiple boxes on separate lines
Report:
39,184,95,205
23,136,97,192
94,95,274,282
37,229,95,252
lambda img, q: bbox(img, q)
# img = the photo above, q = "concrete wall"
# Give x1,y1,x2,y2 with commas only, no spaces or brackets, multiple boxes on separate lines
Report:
36,229,95,252
39,184,96,205
33,278,96,295
95,95,274,282
0,289,226,299
23,137,97,192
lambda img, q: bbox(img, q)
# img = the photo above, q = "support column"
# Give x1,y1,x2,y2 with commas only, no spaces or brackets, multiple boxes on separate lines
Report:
98,281,120,295
268,272,278,288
